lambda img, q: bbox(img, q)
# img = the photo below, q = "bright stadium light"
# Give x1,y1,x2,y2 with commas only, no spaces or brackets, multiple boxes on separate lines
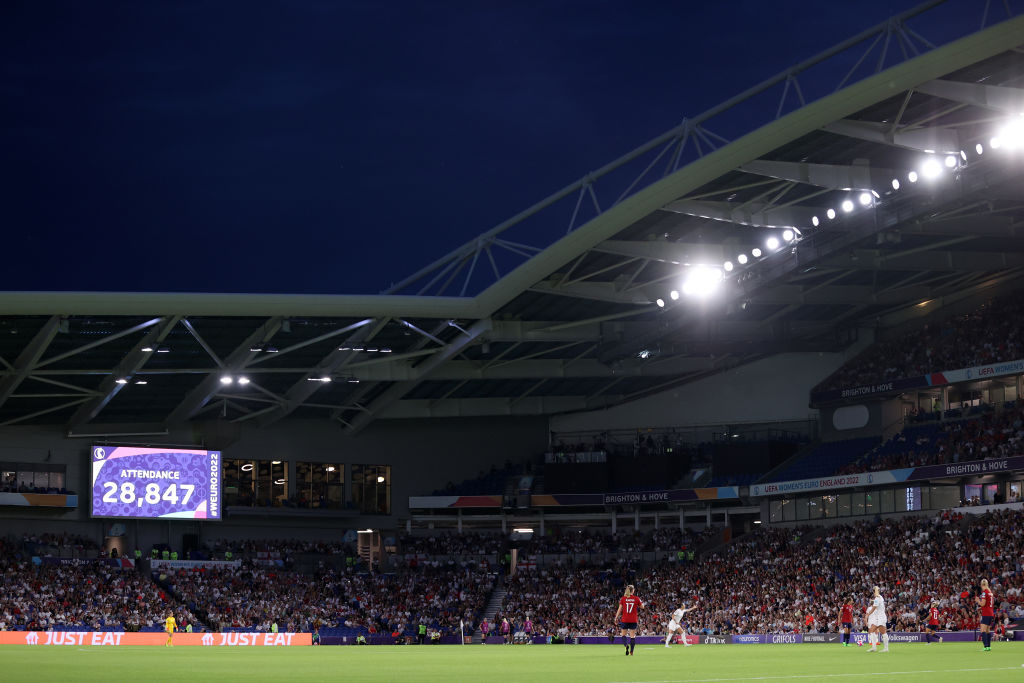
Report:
681,266,722,298
841,199,854,213
858,192,872,206
959,150,967,161
944,155,957,168
723,261,734,272
782,229,794,242
766,237,780,251
115,378,129,385
976,143,984,155
655,298,665,308
826,208,836,220
237,376,250,385
737,254,748,265
891,178,900,190
220,376,233,385
669,290,680,300
990,136,1002,149
997,117,1024,149
811,215,820,227
751,248,762,258
921,157,942,179
907,171,918,183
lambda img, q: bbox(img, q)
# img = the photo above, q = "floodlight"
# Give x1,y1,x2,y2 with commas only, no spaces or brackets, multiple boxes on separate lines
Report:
766,237,779,251
115,378,128,385
751,248,762,258
681,266,722,298
976,143,984,155
669,290,680,300
377,476,386,483
141,346,154,353
997,117,1024,149
782,229,794,242
891,178,900,190
841,199,854,213
858,192,872,206
826,208,836,220
920,158,942,179
944,155,957,168
811,216,820,227
237,376,250,385
990,137,1001,149
655,298,665,308
907,171,918,183
737,254,748,265
959,150,967,161
220,376,233,385
134,380,147,385
723,261,734,272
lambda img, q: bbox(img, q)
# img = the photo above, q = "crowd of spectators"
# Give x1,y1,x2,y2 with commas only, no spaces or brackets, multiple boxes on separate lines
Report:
815,295,1024,393
0,556,200,632
399,532,504,556
158,560,493,637
204,537,353,558
836,399,1024,475
500,509,1023,637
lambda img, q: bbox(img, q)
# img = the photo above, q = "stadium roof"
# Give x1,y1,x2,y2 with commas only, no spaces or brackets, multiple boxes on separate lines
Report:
1,1,1023,435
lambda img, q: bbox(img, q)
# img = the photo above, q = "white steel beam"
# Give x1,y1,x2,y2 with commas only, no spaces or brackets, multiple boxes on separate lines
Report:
914,79,1024,114
0,316,61,411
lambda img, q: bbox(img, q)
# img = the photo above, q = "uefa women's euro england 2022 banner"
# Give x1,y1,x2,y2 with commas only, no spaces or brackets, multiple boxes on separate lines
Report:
91,446,221,520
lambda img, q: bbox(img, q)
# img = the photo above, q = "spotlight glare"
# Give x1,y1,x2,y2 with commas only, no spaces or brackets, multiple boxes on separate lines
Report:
766,237,779,251
723,261,734,272
669,290,680,300
237,376,250,385
944,155,957,168
681,265,723,298
826,208,836,220
998,118,1024,149
976,143,984,155
141,346,154,353
920,158,942,179
115,378,128,385
220,376,233,385
782,229,794,242
751,248,762,258
990,136,1001,149
737,254,748,265
841,199,854,213
655,298,665,308
960,150,967,161
907,171,918,183
811,215,819,227
891,178,900,190
858,192,872,206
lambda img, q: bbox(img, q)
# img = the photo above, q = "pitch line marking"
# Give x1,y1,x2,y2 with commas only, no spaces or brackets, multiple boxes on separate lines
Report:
609,666,1020,683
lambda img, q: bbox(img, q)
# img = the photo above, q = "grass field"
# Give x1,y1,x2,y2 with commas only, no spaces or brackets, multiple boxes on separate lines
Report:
2,642,1022,682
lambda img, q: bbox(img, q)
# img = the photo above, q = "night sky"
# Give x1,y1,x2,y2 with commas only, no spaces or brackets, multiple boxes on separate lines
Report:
0,1,979,295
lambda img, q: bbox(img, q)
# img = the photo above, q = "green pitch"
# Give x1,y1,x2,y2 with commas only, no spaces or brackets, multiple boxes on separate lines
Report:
2,642,1022,682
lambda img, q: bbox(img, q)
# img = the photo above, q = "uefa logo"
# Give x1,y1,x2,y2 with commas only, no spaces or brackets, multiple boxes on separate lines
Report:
94,447,106,460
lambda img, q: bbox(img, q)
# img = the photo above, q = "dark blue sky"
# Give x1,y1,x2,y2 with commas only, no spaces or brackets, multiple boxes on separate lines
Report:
0,1,973,295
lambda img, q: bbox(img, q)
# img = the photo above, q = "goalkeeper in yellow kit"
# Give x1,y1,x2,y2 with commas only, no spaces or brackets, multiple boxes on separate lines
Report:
165,612,177,647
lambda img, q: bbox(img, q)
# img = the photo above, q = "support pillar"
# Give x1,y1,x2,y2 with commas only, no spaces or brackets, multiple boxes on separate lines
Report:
611,511,617,534
634,507,640,531
457,509,463,533
706,505,711,528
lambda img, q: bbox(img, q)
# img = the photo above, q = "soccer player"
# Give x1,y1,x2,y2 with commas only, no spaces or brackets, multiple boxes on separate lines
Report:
864,586,888,653
613,584,643,656
838,596,854,646
924,601,941,643
976,578,994,651
164,611,177,647
664,602,697,647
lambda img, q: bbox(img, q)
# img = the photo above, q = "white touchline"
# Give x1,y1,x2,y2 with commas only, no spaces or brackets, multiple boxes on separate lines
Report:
608,666,1020,683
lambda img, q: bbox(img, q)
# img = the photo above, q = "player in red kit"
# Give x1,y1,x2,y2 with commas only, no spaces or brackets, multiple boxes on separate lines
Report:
925,601,941,643
613,584,643,656
976,578,994,651
837,596,854,646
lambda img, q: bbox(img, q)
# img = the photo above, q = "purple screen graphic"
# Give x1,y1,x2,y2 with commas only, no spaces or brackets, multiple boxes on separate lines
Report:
91,446,221,520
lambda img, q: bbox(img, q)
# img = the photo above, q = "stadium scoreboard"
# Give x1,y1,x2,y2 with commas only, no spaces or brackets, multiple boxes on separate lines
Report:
90,446,221,520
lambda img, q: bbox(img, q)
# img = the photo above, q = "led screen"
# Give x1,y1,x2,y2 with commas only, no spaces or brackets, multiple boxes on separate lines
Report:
91,446,221,520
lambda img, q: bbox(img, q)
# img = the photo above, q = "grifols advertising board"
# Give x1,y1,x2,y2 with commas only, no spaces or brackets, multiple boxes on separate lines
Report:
0,632,312,646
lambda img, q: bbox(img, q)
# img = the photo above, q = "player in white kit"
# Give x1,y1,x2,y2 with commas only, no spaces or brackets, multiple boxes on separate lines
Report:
664,602,697,647
864,586,888,652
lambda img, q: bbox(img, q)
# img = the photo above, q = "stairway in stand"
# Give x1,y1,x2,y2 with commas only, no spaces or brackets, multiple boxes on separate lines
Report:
473,580,507,643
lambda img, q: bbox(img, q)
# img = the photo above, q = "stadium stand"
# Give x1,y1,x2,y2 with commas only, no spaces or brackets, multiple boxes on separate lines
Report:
815,295,1024,394
764,437,881,482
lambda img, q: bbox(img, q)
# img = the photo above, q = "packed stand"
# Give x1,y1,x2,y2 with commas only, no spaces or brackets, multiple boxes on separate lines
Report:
836,400,1024,475
399,532,504,556
0,555,200,632
500,510,1023,637
815,295,1024,393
